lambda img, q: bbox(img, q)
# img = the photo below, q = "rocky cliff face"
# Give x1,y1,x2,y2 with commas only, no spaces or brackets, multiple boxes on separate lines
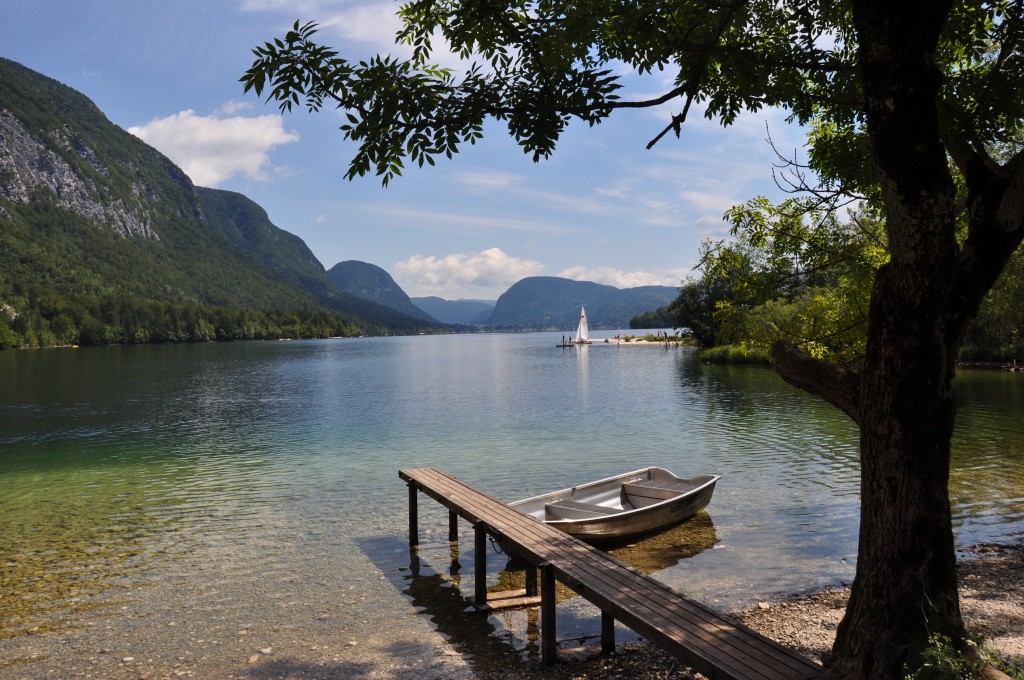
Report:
0,109,160,240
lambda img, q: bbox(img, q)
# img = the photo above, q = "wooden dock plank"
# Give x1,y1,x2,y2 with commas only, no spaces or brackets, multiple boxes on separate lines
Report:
399,468,822,680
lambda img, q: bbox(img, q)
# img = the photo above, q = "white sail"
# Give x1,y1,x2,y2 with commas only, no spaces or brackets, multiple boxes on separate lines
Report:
575,307,590,343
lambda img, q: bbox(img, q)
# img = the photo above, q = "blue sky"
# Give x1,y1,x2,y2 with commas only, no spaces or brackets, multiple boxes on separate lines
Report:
1,0,804,300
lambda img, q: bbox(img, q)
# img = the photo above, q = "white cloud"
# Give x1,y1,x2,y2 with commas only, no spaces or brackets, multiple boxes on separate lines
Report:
320,2,402,46
128,109,299,187
306,1,466,67
371,204,574,236
557,266,687,289
216,100,254,116
392,247,544,297
240,0,471,68
453,170,526,192
680,190,740,215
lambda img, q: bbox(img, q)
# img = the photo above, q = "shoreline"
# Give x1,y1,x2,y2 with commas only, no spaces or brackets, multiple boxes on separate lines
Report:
479,543,1023,679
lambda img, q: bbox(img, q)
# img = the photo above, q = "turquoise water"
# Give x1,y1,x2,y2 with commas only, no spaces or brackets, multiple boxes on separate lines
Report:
1,333,1021,673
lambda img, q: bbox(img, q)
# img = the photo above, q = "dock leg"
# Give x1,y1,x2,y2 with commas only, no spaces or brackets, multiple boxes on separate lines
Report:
541,564,556,665
601,610,615,655
449,539,461,576
474,522,487,607
407,482,418,547
448,510,459,542
525,566,537,597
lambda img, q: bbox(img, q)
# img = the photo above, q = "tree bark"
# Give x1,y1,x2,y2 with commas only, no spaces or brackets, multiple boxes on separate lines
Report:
822,1,966,676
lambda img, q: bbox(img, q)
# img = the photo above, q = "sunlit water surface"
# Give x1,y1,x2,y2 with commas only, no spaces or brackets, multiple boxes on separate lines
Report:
1,334,1021,673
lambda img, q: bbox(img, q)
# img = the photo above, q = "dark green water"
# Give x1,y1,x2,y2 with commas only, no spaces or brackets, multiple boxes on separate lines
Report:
1,334,1021,676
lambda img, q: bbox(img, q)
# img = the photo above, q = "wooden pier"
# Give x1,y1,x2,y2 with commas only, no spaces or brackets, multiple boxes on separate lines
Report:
400,467,823,680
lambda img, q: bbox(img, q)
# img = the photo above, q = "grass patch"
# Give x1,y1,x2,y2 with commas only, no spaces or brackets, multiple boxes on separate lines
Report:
698,344,771,365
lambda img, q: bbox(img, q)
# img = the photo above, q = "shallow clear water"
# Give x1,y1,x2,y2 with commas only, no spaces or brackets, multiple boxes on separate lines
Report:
1,333,1021,671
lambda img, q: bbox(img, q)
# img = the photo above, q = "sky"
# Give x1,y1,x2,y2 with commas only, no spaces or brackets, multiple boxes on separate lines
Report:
0,0,806,300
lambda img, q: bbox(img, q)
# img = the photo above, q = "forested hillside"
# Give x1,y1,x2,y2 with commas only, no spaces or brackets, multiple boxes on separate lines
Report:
0,58,438,348
326,260,437,323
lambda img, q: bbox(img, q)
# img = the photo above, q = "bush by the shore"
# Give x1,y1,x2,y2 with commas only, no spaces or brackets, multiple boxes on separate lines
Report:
698,343,771,365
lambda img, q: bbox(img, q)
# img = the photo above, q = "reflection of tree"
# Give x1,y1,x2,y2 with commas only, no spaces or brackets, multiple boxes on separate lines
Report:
949,372,1024,537
673,351,860,474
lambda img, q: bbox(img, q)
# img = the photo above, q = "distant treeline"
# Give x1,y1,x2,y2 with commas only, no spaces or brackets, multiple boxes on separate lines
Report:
0,287,367,349
628,308,675,329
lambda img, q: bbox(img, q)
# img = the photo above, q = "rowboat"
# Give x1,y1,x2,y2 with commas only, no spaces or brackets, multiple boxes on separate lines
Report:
509,467,719,545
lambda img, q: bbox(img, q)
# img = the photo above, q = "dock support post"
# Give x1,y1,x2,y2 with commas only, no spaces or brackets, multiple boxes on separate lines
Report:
407,482,418,546
601,610,615,654
525,566,537,597
448,510,459,542
474,522,487,606
541,563,556,665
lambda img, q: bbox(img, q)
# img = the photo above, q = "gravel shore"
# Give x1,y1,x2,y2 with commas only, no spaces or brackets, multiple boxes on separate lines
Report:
479,543,1024,680
5,545,1018,679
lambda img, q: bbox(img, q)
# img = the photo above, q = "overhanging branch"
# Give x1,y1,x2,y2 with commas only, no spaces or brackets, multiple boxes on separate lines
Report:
771,341,862,423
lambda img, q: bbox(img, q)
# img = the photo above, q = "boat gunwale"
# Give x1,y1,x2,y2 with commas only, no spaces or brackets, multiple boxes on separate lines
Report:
509,467,720,528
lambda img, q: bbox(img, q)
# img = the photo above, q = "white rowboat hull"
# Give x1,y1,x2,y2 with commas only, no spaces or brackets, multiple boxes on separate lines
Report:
509,467,719,545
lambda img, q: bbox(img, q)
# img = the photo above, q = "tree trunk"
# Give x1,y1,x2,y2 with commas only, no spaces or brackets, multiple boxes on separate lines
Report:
827,267,964,676
824,1,968,676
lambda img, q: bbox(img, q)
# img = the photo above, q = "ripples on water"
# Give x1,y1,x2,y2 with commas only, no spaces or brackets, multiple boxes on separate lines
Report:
0,335,1021,671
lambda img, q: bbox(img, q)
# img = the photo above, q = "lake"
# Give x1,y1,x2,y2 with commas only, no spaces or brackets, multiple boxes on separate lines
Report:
1,333,1021,677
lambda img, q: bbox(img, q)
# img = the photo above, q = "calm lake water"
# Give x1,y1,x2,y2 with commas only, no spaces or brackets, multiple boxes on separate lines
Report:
1,333,1022,675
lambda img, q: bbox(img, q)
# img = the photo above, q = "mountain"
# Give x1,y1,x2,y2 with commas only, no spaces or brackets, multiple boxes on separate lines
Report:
0,57,437,344
195,193,432,328
326,260,438,323
487,277,678,329
411,296,494,325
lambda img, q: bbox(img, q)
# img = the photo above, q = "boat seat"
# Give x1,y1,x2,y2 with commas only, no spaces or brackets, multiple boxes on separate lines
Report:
545,500,620,521
622,480,692,501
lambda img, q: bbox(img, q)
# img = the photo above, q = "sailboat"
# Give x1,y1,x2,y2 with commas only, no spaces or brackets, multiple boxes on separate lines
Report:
574,306,592,344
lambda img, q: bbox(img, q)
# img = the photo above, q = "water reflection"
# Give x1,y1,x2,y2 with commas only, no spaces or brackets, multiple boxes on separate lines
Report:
356,511,717,671
2,337,1022,675
608,512,718,572
950,370,1024,543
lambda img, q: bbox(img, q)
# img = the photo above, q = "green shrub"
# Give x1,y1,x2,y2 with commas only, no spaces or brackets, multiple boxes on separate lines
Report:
903,633,981,680
698,343,771,365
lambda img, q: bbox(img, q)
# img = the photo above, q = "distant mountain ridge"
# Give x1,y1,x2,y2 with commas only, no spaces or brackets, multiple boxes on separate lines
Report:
487,277,678,329
411,296,494,325
325,268,678,330
326,261,438,323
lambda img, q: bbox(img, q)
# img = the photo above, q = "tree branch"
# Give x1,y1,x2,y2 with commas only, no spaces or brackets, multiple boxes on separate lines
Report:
945,155,1024,339
938,99,1001,181
643,0,749,149
771,341,861,423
